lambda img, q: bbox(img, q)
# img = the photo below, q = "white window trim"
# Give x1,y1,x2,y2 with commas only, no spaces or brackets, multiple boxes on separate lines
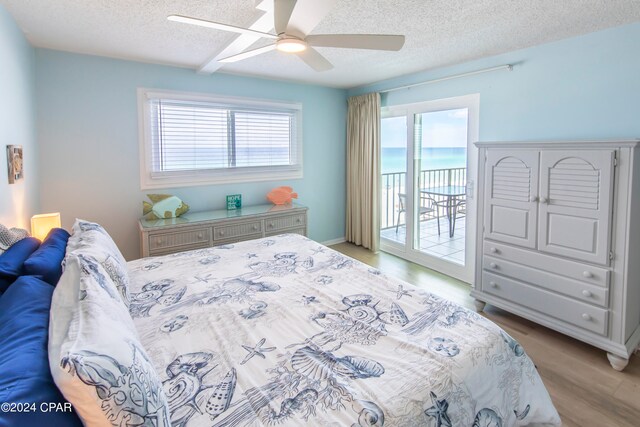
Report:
137,88,303,190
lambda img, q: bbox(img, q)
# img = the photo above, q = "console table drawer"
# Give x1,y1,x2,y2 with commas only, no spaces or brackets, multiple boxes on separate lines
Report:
149,228,211,251
213,221,262,241
265,214,306,232
265,227,306,237
483,271,608,336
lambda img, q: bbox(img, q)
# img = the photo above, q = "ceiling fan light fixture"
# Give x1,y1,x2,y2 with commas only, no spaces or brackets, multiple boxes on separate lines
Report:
276,38,307,53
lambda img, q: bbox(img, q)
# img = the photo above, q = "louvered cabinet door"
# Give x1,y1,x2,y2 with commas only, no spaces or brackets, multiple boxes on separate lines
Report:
538,150,614,265
484,150,539,248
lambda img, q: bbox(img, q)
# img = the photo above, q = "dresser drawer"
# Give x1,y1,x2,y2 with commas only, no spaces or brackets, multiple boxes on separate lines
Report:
149,228,211,252
213,221,262,241
265,227,306,237
483,255,608,307
264,214,306,232
149,242,210,257
483,271,608,335
483,240,609,288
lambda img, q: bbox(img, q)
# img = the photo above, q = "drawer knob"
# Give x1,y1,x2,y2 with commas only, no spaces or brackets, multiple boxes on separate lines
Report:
269,222,274,228
489,262,498,269
197,233,203,239
219,231,225,236
582,290,592,297
583,271,593,278
156,238,163,244
253,225,258,231
582,313,591,321
296,218,302,223
489,281,497,288
490,247,498,254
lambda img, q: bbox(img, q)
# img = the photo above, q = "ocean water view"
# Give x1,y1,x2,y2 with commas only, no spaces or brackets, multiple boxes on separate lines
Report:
382,147,466,174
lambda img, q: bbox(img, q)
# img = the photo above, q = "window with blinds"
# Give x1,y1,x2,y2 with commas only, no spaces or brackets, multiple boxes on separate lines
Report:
138,89,303,189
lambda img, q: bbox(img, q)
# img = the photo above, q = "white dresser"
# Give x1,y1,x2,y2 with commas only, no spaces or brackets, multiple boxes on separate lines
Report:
139,203,307,257
472,140,640,370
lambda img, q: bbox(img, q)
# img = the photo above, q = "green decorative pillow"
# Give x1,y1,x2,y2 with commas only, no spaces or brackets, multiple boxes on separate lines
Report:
142,194,189,219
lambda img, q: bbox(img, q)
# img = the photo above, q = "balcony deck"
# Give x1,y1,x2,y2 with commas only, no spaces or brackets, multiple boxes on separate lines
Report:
380,167,467,266
381,216,466,265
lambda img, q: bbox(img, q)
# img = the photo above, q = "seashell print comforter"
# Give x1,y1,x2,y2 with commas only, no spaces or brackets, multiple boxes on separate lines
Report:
127,233,561,426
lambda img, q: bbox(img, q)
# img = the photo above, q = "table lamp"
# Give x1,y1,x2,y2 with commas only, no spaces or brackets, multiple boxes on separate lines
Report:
31,212,61,241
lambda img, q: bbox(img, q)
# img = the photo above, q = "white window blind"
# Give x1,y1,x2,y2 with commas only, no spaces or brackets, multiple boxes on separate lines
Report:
234,111,292,167
139,89,303,189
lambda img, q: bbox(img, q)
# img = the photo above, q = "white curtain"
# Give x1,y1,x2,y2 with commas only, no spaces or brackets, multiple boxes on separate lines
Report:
346,92,381,252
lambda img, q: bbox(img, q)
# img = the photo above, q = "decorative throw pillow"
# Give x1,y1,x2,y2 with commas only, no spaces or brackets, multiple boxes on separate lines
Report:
0,276,82,427
23,228,71,286
66,219,130,306
142,194,189,220
0,237,40,293
0,223,29,253
49,254,170,427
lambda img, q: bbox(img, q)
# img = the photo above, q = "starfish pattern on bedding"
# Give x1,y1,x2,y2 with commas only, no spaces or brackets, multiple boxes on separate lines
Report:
195,273,213,283
240,338,276,365
301,295,318,305
390,284,413,300
311,246,326,255
424,391,452,427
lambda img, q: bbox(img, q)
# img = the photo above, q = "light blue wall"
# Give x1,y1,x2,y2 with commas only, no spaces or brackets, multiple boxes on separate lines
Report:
0,5,38,229
35,50,347,259
350,22,640,141
28,20,640,260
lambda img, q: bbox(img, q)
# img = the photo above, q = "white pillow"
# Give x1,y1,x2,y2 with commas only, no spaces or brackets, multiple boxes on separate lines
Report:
49,254,170,426
66,219,130,306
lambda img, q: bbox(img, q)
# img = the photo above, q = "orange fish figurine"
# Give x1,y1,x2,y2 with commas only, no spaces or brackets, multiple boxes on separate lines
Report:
267,186,298,205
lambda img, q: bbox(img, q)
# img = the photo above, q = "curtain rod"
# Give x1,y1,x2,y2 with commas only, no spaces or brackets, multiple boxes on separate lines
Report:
379,64,513,94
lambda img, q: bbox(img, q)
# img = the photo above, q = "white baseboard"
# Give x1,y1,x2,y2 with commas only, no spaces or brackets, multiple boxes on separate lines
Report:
321,237,346,246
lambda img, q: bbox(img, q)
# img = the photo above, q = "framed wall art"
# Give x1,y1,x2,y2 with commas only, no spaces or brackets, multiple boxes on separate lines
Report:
6,145,23,184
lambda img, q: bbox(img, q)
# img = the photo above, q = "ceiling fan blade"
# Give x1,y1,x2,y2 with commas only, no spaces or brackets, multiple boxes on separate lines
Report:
286,0,338,37
306,34,405,51
274,0,297,35
297,47,333,72
218,44,277,63
168,15,278,39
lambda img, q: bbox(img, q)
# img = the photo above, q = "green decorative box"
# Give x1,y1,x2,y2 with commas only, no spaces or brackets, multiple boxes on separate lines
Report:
226,194,242,210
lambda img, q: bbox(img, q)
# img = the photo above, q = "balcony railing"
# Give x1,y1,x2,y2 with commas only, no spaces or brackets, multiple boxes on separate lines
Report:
381,167,466,230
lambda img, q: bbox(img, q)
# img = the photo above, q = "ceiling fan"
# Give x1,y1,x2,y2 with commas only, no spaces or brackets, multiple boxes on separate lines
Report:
168,0,405,72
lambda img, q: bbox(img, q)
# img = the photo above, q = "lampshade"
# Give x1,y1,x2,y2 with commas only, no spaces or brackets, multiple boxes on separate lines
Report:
31,212,61,241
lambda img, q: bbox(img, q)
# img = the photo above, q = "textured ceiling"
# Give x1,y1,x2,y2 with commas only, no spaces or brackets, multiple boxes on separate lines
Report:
2,0,640,88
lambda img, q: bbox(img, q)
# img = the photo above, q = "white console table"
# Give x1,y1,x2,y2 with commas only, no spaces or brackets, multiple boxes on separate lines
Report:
139,203,307,257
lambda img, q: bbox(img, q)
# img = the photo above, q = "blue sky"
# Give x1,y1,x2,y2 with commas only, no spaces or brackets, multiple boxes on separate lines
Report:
382,108,468,149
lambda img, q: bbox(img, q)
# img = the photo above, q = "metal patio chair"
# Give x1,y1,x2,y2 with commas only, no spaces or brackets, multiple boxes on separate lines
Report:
396,193,440,235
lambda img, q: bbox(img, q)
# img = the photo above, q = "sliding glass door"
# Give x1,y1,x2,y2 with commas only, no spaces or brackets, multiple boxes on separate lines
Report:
380,95,479,283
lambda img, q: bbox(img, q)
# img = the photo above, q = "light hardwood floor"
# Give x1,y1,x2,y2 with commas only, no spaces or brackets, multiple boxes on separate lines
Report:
330,242,640,427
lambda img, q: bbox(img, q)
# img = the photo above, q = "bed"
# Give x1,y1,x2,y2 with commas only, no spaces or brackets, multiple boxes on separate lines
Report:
40,220,560,426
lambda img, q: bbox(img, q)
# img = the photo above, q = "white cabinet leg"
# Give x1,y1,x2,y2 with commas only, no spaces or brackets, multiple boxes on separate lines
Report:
607,353,629,371
473,299,486,312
